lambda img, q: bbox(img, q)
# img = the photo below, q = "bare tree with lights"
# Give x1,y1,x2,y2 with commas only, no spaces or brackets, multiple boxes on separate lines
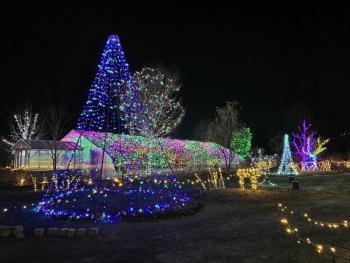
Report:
133,67,185,174
1,107,42,148
133,67,185,137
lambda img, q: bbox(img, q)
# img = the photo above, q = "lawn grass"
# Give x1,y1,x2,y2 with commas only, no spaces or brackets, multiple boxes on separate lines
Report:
0,173,350,262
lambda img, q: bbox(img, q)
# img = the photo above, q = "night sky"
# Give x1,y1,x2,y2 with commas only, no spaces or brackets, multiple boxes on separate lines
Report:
2,1,350,155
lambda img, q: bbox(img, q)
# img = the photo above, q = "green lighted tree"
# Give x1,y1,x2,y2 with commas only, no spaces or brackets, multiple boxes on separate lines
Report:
231,127,252,159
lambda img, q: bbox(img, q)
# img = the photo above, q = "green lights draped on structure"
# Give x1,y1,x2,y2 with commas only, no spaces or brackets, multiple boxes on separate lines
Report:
231,127,252,159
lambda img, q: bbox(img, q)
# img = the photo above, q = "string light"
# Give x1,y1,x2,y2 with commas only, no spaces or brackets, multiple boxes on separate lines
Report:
236,157,278,190
1,108,41,147
133,67,185,137
31,176,37,192
332,161,350,169
0,203,36,214
278,201,349,230
276,202,338,256
52,174,58,189
255,160,275,172
16,177,26,186
230,127,252,159
237,168,262,190
206,165,225,189
194,173,206,190
41,176,48,191
318,160,331,171
289,160,333,173
64,130,231,173
292,120,330,171
77,34,143,135
277,134,297,175
23,34,222,225
35,175,201,223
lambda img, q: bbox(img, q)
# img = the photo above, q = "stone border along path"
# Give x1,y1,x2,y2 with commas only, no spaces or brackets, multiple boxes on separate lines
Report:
0,225,99,238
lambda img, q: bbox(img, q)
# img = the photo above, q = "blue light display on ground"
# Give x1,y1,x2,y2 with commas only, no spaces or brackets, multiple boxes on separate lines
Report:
35,175,202,223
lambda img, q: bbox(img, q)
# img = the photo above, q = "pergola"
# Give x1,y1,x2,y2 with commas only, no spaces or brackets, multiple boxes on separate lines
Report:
11,139,83,171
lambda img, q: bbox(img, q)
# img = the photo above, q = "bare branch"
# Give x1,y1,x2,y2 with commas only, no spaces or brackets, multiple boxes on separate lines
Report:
133,67,185,137
43,101,72,173
1,107,43,147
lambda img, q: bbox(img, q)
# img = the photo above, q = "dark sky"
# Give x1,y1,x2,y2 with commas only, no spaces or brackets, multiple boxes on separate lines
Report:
2,1,350,155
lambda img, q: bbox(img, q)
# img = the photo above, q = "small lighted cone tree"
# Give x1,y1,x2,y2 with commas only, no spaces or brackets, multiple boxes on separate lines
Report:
1,108,41,147
77,34,144,183
277,134,297,175
133,67,185,174
292,120,330,171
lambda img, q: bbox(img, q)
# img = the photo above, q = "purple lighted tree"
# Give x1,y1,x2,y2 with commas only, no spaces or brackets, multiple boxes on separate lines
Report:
77,34,143,134
292,120,329,171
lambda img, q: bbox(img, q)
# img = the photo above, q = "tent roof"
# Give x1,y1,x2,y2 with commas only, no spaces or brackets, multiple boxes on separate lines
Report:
11,139,83,151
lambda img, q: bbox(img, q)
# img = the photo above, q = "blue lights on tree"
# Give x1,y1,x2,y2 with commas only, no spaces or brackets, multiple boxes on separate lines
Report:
77,34,143,134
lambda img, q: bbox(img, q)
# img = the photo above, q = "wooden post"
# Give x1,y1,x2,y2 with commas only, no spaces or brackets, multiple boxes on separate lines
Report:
27,149,30,170
38,150,41,169
14,150,17,169
98,132,108,189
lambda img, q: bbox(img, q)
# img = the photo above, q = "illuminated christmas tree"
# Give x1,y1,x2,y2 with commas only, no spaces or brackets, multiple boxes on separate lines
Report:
77,34,143,134
277,134,296,175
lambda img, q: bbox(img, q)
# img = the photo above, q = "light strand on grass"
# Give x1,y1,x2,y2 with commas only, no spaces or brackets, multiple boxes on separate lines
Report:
1,203,36,214
278,201,349,230
35,175,199,223
277,202,337,255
